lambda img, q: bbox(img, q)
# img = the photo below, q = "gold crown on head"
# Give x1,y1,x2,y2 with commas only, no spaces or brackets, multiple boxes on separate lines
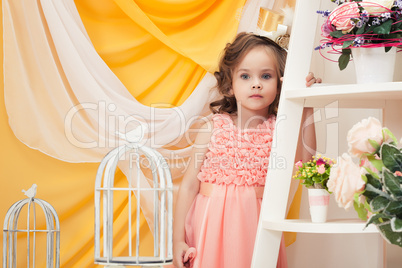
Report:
256,7,291,50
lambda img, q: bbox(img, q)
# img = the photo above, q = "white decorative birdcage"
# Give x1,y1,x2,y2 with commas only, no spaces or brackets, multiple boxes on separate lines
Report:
3,184,60,268
94,135,173,266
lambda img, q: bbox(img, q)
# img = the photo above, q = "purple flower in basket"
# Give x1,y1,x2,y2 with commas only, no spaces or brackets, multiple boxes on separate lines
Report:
321,19,335,37
316,158,326,166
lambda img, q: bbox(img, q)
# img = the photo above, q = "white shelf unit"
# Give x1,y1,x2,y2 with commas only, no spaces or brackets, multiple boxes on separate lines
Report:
263,219,378,234
251,0,402,267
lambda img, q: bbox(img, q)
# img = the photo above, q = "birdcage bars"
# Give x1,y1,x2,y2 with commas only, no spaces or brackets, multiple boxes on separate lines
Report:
94,143,173,266
3,196,60,268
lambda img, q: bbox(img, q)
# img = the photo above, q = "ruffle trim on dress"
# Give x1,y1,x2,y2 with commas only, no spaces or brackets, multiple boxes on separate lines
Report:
197,113,276,186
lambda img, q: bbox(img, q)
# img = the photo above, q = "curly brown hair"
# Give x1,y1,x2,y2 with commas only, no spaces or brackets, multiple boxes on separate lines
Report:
210,32,287,116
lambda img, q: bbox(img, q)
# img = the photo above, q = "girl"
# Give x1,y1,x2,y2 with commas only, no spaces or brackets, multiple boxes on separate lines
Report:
173,32,317,268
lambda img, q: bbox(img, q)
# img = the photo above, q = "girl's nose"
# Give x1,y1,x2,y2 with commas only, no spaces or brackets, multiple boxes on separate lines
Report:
252,84,262,89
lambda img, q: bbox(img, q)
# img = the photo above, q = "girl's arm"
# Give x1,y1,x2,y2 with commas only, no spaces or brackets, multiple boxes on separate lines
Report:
287,107,316,213
297,107,316,162
300,72,319,161
173,120,213,268
287,74,318,212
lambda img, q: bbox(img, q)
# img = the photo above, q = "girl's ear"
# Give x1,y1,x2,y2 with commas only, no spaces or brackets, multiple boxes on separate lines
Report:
278,76,284,93
229,88,234,95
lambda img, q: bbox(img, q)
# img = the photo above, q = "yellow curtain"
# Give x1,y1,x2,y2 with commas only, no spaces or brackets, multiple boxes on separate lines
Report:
75,0,245,106
1,0,245,266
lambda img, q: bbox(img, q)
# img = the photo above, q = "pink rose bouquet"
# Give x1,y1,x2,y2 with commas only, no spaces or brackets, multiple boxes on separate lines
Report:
328,117,402,247
316,0,402,70
293,155,336,191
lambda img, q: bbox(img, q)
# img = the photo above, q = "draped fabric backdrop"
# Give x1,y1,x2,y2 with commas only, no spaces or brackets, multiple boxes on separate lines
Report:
0,0,299,267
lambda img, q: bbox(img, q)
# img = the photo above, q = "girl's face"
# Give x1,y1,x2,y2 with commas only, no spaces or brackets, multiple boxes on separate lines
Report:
231,46,278,117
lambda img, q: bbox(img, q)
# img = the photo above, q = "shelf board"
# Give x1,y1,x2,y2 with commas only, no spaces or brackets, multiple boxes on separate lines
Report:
95,256,172,265
284,82,402,107
262,219,379,234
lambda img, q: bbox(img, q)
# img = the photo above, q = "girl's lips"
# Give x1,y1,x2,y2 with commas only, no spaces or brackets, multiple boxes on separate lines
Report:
250,94,262,98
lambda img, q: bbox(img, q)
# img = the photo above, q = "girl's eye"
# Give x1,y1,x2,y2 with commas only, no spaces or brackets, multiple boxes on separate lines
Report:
240,74,250,80
261,74,271,79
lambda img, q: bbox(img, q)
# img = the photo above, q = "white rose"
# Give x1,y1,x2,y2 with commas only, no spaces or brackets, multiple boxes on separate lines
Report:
362,0,394,14
328,153,366,210
347,117,383,158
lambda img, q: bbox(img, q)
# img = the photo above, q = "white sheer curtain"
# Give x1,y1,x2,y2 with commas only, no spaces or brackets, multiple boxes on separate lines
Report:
3,0,264,163
3,0,266,228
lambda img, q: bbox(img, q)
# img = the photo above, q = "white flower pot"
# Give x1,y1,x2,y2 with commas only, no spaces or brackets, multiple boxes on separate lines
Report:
351,46,396,84
308,188,330,223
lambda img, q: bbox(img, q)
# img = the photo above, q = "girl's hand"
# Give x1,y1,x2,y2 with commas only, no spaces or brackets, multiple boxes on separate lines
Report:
173,241,190,268
280,72,322,87
305,72,322,87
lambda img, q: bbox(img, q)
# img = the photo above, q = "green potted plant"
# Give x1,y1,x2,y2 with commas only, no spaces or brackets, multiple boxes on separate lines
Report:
293,155,335,223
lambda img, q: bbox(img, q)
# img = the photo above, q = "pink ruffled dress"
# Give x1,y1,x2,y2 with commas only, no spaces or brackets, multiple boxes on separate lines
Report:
185,113,287,268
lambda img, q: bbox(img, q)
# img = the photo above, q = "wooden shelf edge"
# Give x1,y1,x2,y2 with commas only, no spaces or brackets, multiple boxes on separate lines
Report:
262,219,379,234
284,82,402,102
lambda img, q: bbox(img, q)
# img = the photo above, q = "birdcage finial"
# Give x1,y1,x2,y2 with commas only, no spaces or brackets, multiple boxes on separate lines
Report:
21,183,37,199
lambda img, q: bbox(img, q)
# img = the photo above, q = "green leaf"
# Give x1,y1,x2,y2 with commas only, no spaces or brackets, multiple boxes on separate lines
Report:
383,128,398,144
338,53,350,70
368,139,380,151
381,143,402,173
366,173,382,190
383,169,402,198
330,30,345,38
373,20,393,35
385,201,402,217
354,192,361,204
361,174,368,183
366,213,389,227
364,199,372,212
356,25,365,35
394,20,402,29
342,48,351,54
363,183,390,200
366,154,384,172
364,167,380,180
391,217,402,232
302,177,314,188
370,196,390,213
342,40,354,49
364,24,376,34
313,177,321,182
387,33,402,40
377,221,402,247
354,200,368,221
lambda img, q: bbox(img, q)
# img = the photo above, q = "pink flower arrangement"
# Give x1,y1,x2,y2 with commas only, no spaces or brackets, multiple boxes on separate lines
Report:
293,155,336,191
316,0,402,70
328,117,402,247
